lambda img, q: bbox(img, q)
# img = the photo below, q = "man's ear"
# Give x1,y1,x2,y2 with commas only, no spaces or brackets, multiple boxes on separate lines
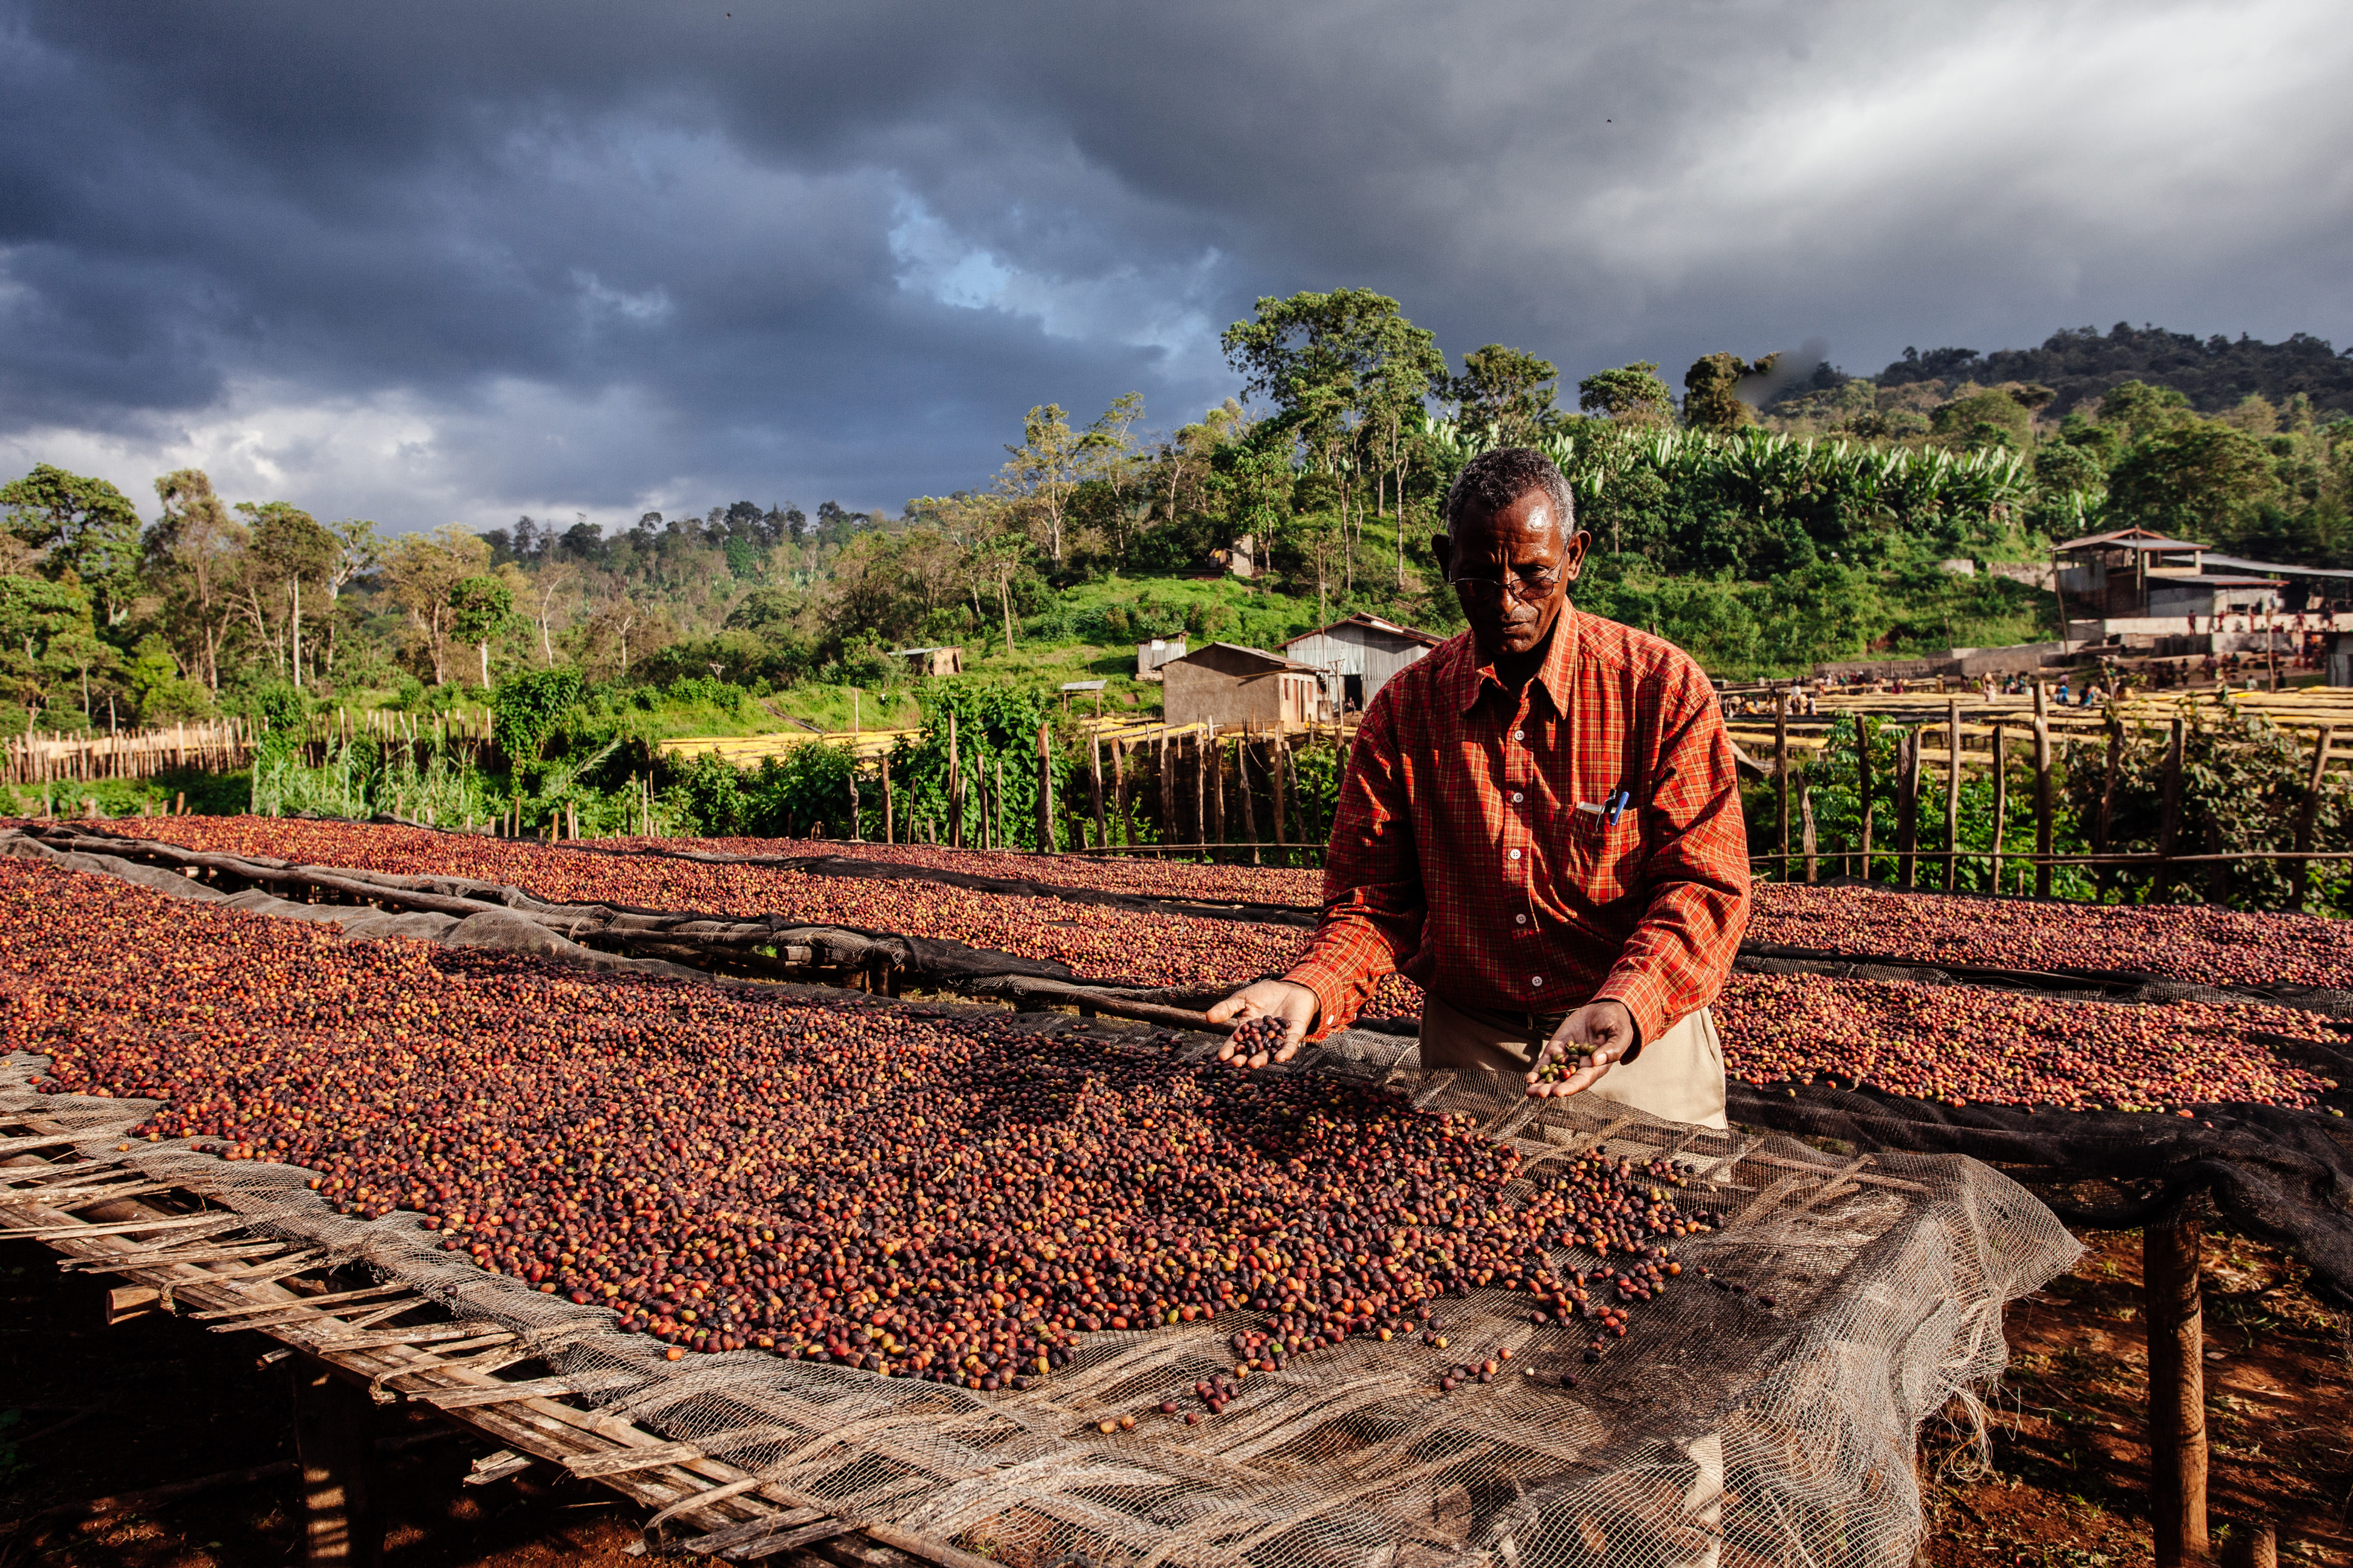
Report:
1560,529,1592,583
1431,532,1452,578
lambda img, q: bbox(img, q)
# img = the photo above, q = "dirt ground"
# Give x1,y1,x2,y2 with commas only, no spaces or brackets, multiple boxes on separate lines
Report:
1919,1230,2351,1567
2,1228,2345,1567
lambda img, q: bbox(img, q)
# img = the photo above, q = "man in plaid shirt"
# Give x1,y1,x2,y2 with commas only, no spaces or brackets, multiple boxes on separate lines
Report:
1209,447,1751,1128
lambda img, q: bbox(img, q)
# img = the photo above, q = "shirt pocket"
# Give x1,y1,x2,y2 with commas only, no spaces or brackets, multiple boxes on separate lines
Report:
1559,806,1644,906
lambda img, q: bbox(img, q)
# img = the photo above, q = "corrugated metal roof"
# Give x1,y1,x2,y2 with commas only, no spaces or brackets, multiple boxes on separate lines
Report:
2198,553,2353,581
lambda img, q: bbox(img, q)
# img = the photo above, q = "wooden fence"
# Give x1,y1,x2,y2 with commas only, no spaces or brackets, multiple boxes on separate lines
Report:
5,721,254,784
1730,684,2353,900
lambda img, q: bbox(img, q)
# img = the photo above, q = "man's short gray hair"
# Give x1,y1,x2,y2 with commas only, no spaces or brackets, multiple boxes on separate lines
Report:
1443,447,1577,539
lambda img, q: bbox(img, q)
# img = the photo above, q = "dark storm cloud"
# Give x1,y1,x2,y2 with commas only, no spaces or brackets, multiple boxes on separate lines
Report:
0,0,2346,529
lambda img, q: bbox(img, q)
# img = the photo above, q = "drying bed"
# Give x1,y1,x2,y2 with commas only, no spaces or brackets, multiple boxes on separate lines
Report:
0,830,2076,1568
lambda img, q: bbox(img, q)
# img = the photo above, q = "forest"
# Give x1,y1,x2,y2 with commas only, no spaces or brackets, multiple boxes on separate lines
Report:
5,296,2351,899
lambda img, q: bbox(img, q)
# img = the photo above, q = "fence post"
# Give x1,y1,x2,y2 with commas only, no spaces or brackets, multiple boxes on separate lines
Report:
1989,722,2008,892
1036,722,1054,852
2292,724,2334,910
1237,730,1261,864
1272,732,1288,852
1943,700,1962,891
848,764,862,841
2092,715,2121,899
2154,717,2185,903
1158,732,1175,846
2033,680,2055,897
883,760,895,845
1207,730,1226,851
1855,714,1874,882
948,711,963,849
1194,729,1208,847
2146,1218,2210,1567
1897,729,1920,888
1089,731,1107,851
1113,739,1130,844
1774,692,1790,872
1801,786,1818,883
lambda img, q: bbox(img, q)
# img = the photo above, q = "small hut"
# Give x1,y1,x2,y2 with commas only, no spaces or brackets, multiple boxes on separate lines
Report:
1282,613,1442,714
1160,643,1321,730
1135,637,1187,682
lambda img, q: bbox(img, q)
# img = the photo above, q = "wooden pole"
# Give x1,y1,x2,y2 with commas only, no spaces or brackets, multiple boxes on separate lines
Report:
1989,722,2008,892
1855,714,1873,882
1237,730,1261,864
1036,722,1053,852
1801,785,1818,883
1088,731,1107,851
1207,731,1226,852
1774,691,1790,869
2033,681,2055,897
2146,1219,2209,1567
1897,728,1920,888
948,711,962,849
1271,733,1288,852
2292,724,2334,910
2154,716,2185,903
1158,732,1175,846
882,759,895,844
1943,700,1962,891
847,762,862,841
1113,739,1131,844
2093,715,2121,898
294,1363,382,1566
1193,730,1207,847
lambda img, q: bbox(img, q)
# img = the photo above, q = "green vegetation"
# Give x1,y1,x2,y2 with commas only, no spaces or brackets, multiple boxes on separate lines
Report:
6,304,2350,873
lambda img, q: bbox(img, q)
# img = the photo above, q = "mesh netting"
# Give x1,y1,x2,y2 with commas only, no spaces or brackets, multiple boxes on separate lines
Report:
5,1024,2075,1568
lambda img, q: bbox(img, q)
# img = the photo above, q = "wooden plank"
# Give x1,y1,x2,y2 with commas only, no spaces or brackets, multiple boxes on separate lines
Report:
564,1439,706,1477
416,1370,640,1410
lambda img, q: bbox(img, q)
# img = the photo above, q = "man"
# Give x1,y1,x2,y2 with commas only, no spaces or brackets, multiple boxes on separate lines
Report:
1207,447,1750,1128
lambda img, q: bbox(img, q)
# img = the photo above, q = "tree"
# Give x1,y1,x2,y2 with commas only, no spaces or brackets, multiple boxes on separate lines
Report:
2108,423,2282,544
1,464,143,626
1360,318,1446,586
382,526,492,684
235,502,336,688
2097,380,2194,442
1222,289,1432,591
448,575,515,688
1577,362,1677,428
1930,389,2032,451
1451,344,1561,441
997,403,1087,569
1684,353,1777,433
1080,392,1147,560
0,575,94,722
146,469,245,692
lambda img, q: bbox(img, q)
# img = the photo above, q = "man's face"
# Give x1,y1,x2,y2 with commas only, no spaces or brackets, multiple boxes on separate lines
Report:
1434,488,1589,660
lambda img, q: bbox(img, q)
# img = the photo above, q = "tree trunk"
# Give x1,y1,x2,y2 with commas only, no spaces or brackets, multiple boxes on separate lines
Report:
2146,1220,2209,1567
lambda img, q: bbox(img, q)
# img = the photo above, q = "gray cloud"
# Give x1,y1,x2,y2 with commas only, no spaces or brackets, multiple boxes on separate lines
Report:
1,0,2346,531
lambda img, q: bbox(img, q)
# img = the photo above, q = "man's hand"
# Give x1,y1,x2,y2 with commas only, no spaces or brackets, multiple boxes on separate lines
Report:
1206,981,1319,1069
1525,1001,1638,1098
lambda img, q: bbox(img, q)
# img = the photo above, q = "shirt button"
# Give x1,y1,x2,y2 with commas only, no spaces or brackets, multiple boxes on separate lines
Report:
1531,976,1545,988
1507,849,1521,861
1512,792,1525,803
1513,729,1526,741
1515,914,1528,925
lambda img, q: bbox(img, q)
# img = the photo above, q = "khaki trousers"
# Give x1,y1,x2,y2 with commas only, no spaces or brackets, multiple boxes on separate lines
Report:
1417,993,1730,1131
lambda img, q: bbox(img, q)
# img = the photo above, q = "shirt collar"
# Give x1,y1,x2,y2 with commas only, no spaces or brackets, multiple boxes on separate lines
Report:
1451,604,1581,716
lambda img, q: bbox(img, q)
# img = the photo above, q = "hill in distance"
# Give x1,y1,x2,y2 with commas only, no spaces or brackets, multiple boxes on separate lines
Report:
1771,321,2353,418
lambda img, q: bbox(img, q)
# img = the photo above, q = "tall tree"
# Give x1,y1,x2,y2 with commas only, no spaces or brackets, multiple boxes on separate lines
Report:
2108,423,2282,544
1222,289,1431,591
1361,317,1446,586
382,526,492,684
448,575,515,688
235,502,336,687
997,403,1087,569
1576,362,1677,428
1,464,143,626
146,469,244,692
1683,352,1775,433
1450,344,1561,442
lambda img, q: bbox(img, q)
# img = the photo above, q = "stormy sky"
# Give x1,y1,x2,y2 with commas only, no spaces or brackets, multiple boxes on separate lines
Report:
1,0,2346,533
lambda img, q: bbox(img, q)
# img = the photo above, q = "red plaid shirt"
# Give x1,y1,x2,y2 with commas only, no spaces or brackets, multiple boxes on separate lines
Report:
1287,609,1751,1046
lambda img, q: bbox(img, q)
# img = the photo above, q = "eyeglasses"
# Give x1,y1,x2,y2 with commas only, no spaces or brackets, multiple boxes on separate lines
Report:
1448,572,1562,605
